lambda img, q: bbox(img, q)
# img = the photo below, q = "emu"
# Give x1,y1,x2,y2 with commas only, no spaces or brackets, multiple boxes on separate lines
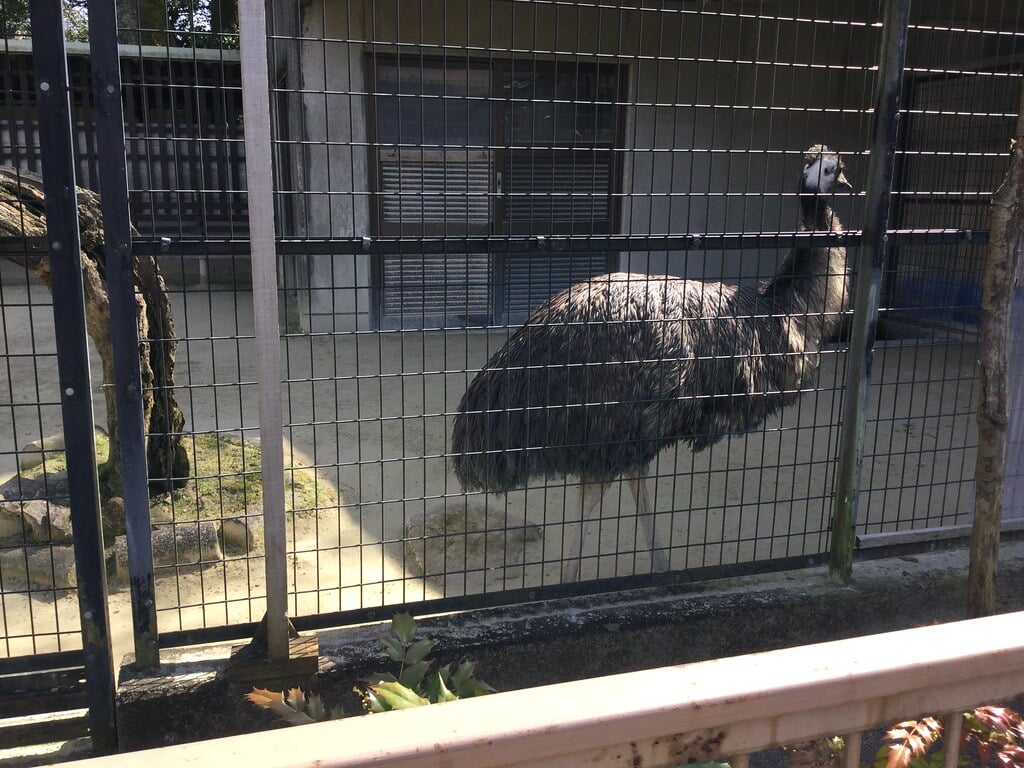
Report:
451,145,852,582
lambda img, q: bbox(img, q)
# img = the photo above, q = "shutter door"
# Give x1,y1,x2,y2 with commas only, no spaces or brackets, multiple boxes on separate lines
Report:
379,149,492,327
503,148,613,320
506,149,612,227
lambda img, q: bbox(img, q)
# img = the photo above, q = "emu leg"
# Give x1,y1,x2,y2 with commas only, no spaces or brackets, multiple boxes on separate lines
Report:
627,467,670,572
562,476,607,583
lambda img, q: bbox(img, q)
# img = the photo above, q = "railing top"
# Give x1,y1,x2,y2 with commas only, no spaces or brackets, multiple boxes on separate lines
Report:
70,612,1024,768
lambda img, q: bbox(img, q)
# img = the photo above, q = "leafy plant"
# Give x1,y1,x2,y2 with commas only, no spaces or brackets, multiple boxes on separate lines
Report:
246,612,493,725
961,707,1024,768
875,708,1024,768
678,707,1024,768
362,612,494,713
786,736,846,768
877,717,942,768
244,686,340,726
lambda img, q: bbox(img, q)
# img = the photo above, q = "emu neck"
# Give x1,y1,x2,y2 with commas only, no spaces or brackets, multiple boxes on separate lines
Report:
800,192,841,234
761,192,850,351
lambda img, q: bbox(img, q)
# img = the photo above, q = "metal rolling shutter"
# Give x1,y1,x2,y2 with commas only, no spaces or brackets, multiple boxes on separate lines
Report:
503,148,613,321
379,149,493,325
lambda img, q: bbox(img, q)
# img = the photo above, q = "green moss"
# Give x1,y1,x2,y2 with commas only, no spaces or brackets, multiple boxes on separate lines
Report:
22,431,338,524
21,431,110,480
158,433,338,522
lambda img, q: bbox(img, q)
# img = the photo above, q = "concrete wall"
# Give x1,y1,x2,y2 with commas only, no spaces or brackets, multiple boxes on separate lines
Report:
289,1,372,331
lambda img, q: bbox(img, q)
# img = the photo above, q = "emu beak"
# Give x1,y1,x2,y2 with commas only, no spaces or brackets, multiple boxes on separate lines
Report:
836,170,852,190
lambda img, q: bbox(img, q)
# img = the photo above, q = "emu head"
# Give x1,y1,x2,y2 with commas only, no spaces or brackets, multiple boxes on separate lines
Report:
801,144,851,194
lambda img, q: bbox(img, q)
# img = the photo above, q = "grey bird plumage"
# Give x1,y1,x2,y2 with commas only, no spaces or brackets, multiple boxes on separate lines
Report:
451,145,852,581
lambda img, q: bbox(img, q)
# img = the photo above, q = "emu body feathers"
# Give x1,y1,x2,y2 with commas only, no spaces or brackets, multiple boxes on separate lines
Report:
450,144,851,580
452,268,844,492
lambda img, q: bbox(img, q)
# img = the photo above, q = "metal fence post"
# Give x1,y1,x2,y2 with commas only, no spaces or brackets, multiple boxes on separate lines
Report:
829,0,912,582
86,0,160,670
27,0,117,751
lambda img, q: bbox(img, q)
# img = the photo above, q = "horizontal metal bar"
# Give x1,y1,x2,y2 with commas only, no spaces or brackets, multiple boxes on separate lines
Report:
0,236,48,253
157,520,1023,651
857,518,1024,549
0,650,84,676
130,228,989,257
159,553,827,647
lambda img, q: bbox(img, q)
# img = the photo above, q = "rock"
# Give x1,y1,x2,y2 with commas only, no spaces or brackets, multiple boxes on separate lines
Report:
102,496,126,537
404,500,543,581
219,514,264,554
114,521,224,580
0,499,72,542
0,544,76,589
150,503,174,524
0,471,68,501
18,433,65,471
0,499,24,539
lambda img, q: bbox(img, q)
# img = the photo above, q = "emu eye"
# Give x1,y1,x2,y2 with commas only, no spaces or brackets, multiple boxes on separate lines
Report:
825,168,833,175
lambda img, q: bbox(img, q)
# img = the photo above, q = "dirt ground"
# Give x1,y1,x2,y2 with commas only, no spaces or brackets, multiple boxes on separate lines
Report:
0,263,996,666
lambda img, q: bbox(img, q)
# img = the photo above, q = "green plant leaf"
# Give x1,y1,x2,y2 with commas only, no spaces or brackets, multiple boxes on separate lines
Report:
305,693,327,722
371,681,430,710
362,671,398,686
399,660,431,691
404,638,436,664
460,677,496,698
381,636,406,662
391,613,418,644
423,670,442,702
363,688,387,714
449,660,477,688
447,660,494,698
433,671,459,703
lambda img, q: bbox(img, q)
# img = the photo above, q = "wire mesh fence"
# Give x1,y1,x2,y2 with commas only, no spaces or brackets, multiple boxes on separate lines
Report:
0,0,1021,659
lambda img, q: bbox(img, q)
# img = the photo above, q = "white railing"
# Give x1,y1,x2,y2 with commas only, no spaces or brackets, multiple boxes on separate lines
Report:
74,612,1024,768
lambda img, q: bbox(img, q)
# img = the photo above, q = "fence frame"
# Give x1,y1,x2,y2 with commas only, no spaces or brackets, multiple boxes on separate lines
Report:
829,0,912,582
86,0,159,671
27,0,117,751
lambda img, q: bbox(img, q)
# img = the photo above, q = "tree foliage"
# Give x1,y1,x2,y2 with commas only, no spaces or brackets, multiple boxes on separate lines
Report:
0,0,238,47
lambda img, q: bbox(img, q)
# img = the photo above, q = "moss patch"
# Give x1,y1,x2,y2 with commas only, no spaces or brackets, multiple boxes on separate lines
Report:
18,431,338,526
156,433,338,523
21,431,110,480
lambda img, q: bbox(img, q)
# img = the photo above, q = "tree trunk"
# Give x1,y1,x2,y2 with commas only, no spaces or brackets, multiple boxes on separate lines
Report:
0,167,189,500
969,119,1024,618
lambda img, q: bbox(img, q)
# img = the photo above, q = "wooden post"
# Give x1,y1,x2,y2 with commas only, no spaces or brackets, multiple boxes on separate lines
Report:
968,84,1024,618
227,0,318,682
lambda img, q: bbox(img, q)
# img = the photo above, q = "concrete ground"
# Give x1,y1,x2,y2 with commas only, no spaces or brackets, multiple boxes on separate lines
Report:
0,264,999,667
